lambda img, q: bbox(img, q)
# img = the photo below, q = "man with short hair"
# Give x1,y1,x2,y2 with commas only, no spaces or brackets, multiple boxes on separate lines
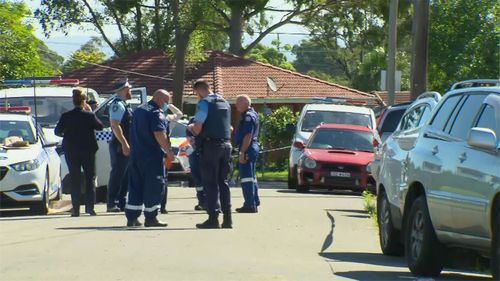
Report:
125,89,174,227
234,94,260,213
107,78,133,213
188,79,233,229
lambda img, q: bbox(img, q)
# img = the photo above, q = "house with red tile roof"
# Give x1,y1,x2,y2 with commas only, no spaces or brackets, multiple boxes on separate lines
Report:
65,50,379,102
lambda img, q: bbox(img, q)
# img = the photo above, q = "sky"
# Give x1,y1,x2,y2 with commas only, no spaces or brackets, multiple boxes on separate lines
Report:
26,0,310,60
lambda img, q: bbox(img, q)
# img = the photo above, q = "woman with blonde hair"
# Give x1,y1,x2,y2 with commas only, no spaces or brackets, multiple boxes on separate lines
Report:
55,88,104,217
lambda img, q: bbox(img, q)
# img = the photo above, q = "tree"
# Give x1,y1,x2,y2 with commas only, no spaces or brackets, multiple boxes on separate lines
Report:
62,37,106,73
0,1,60,80
206,0,332,56
247,42,295,71
428,0,499,92
299,1,413,91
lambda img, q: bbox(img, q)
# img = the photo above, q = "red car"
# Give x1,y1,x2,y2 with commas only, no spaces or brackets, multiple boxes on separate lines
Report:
296,124,376,193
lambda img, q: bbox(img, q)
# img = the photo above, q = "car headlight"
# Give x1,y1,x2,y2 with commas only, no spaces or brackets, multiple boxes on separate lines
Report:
303,157,317,169
10,159,41,171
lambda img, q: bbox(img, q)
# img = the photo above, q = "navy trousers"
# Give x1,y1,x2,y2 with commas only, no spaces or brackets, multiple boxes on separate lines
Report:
125,155,165,221
238,142,260,209
189,152,205,206
200,141,232,217
107,142,128,209
65,150,96,213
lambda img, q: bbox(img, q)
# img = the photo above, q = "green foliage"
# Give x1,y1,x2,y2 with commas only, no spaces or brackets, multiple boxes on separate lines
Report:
0,1,60,79
428,0,500,92
362,190,377,223
62,38,106,73
247,44,295,71
260,106,299,170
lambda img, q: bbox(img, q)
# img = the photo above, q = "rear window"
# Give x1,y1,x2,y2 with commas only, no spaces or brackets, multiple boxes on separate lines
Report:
380,109,405,133
301,110,372,132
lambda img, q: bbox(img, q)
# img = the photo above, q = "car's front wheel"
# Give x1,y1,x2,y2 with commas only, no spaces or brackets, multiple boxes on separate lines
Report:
377,190,403,256
32,173,50,215
405,195,443,277
492,202,499,279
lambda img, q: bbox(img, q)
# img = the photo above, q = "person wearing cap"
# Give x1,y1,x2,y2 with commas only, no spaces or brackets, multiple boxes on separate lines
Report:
125,89,174,227
234,94,260,213
107,78,133,213
188,79,233,229
55,88,104,217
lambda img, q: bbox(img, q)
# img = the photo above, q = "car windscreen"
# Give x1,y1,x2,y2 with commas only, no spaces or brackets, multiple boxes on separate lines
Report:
308,128,374,152
301,110,372,132
170,122,187,138
380,109,405,133
0,97,73,126
0,120,36,144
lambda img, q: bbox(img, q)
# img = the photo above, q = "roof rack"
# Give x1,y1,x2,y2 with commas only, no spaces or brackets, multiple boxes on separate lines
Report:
0,77,79,86
417,91,441,102
449,79,500,91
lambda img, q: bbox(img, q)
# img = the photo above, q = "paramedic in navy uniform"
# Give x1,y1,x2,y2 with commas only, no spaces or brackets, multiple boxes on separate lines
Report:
188,79,233,229
55,88,104,217
125,89,174,227
234,95,260,213
107,79,132,213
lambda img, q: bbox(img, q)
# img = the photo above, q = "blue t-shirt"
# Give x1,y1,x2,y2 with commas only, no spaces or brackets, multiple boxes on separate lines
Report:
109,97,126,122
235,108,259,145
193,98,209,124
130,100,168,159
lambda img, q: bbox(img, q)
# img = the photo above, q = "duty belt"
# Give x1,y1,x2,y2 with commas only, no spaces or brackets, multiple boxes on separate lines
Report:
203,137,230,143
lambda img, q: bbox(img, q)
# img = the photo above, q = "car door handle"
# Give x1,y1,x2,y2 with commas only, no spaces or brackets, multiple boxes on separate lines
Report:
459,152,467,163
432,146,439,155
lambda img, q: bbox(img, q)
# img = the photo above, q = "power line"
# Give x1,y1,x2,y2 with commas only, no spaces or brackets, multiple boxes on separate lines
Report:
37,48,173,81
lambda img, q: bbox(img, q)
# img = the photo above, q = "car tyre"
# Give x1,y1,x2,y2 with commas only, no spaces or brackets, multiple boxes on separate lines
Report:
32,173,50,215
377,191,403,256
54,168,62,200
405,195,443,277
288,168,298,190
492,202,499,279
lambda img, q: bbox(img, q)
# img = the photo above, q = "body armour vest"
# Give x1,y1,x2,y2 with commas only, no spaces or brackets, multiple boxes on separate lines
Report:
111,98,132,144
200,94,231,140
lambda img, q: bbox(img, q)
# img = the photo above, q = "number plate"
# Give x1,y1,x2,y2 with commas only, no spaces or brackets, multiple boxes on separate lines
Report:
330,171,351,178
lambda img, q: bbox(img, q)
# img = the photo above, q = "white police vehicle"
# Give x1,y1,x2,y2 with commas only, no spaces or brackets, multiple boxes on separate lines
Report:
0,106,61,214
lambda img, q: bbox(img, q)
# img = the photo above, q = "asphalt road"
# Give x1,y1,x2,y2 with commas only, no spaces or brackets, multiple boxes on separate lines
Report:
0,185,493,281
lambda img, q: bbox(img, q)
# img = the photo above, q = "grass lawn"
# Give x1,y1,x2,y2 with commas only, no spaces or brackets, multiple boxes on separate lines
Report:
256,170,287,182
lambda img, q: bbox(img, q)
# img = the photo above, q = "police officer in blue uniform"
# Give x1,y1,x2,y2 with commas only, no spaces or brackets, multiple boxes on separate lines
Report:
234,95,260,213
125,89,174,227
186,117,205,210
107,79,132,213
188,79,232,229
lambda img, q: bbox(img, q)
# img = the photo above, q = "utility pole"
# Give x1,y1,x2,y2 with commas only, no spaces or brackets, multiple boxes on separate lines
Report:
386,0,398,106
410,0,430,100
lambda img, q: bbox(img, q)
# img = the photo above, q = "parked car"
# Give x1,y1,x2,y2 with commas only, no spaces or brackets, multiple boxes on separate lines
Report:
371,92,441,183
296,123,376,193
376,85,499,278
376,102,411,144
0,107,61,214
288,99,378,189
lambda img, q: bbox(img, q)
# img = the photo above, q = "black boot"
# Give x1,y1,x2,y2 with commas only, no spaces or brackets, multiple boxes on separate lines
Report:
196,215,220,229
221,212,232,229
235,206,258,213
145,217,168,227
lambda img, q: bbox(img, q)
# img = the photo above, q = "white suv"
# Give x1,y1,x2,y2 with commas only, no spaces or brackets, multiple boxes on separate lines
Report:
287,100,377,189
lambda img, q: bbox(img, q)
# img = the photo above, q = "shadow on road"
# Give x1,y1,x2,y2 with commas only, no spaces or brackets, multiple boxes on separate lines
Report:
56,226,197,231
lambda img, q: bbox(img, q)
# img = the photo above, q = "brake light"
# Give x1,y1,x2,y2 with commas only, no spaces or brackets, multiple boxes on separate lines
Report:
376,108,387,129
293,141,305,149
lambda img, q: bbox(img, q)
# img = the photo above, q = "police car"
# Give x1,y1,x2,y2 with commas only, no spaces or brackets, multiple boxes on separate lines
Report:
0,107,61,214
168,119,193,184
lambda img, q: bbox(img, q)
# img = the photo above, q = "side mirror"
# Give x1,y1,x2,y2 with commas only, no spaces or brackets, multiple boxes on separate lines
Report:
293,140,305,149
43,142,58,148
286,123,296,133
467,127,497,151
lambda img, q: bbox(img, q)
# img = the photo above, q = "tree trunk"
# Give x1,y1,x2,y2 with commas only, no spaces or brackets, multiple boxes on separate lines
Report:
154,0,162,49
172,33,190,110
228,5,245,56
410,0,430,100
136,4,143,51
